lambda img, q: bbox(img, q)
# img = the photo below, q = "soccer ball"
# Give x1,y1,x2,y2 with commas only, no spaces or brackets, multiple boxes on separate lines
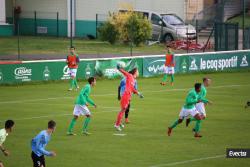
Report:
117,61,126,69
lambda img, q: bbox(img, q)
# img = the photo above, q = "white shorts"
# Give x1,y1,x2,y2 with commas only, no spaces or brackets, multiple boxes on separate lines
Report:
179,107,199,119
69,68,77,77
164,66,175,74
73,105,91,116
195,102,206,117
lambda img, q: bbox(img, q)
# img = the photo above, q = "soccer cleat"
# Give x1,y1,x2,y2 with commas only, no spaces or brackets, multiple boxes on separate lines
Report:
194,133,202,138
186,118,191,127
125,118,130,124
167,127,172,136
120,124,125,129
114,125,122,131
160,82,166,86
67,132,76,136
82,131,91,135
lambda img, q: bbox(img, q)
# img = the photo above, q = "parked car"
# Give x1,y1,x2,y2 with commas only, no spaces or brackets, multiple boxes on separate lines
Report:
119,9,197,43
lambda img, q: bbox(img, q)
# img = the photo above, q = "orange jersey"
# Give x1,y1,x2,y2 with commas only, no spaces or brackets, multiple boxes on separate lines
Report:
165,53,175,67
67,54,79,68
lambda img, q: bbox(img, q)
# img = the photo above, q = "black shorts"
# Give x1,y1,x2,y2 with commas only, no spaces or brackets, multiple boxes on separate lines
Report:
31,152,45,167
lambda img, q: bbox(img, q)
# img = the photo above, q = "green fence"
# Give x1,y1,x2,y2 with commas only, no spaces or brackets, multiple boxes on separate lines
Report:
0,50,249,84
214,22,239,51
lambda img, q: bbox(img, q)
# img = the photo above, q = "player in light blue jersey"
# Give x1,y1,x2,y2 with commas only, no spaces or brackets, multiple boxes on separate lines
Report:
31,120,56,167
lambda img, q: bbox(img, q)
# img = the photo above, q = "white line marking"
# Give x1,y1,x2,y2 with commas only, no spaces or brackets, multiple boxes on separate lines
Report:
113,133,127,136
0,107,126,122
0,84,249,104
150,154,224,167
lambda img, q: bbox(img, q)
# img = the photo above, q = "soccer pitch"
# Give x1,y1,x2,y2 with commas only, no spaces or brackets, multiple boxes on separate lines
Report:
0,71,250,167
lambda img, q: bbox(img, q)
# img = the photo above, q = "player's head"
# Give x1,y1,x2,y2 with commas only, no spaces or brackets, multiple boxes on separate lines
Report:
166,43,172,53
88,77,96,87
129,68,139,78
69,46,76,54
48,120,56,133
194,83,202,93
5,120,15,133
203,77,211,87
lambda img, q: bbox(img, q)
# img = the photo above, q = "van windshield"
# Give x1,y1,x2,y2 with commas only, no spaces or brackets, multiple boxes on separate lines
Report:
161,14,185,26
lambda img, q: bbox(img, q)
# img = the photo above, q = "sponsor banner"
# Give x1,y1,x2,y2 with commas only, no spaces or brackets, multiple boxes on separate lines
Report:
95,58,143,79
143,51,250,77
0,61,96,84
226,148,250,158
0,51,249,84
189,52,250,72
142,56,189,77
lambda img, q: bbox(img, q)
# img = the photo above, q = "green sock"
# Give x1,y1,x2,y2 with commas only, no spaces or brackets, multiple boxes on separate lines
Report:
68,118,77,133
83,117,91,131
74,78,78,88
194,120,202,132
189,117,196,123
162,74,168,82
171,74,174,83
69,79,74,89
170,119,179,129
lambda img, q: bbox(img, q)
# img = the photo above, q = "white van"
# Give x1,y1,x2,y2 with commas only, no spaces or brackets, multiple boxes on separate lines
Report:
119,9,197,42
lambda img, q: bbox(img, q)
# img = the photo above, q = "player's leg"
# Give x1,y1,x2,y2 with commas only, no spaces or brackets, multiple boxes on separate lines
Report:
168,118,183,136
115,96,130,130
193,113,203,138
67,105,81,135
82,105,92,135
125,103,130,123
161,66,168,85
31,152,43,167
73,69,79,89
115,108,126,131
0,161,4,167
170,67,174,86
68,69,74,91
40,155,45,167
168,107,185,136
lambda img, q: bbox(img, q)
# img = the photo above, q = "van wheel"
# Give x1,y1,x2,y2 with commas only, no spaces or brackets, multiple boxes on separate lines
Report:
164,34,173,43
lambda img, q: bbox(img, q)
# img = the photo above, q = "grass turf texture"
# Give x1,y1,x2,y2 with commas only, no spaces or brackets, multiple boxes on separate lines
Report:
0,71,250,167
0,36,167,57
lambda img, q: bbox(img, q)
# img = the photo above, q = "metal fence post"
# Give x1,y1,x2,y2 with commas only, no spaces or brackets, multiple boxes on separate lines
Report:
57,12,59,37
34,11,37,36
215,23,218,51
196,19,198,44
17,22,20,60
225,23,228,50
235,23,239,50
243,0,245,49
96,14,98,38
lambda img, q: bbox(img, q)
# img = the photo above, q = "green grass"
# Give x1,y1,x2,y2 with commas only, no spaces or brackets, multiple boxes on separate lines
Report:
227,14,250,29
0,36,166,56
0,71,250,167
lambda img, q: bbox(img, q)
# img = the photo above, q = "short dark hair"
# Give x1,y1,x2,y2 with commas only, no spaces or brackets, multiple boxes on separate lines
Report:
48,120,56,129
70,46,75,50
203,77,209,82
5,120,14,129
88,77,96,84
194,83,202,90
129,68,138,75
